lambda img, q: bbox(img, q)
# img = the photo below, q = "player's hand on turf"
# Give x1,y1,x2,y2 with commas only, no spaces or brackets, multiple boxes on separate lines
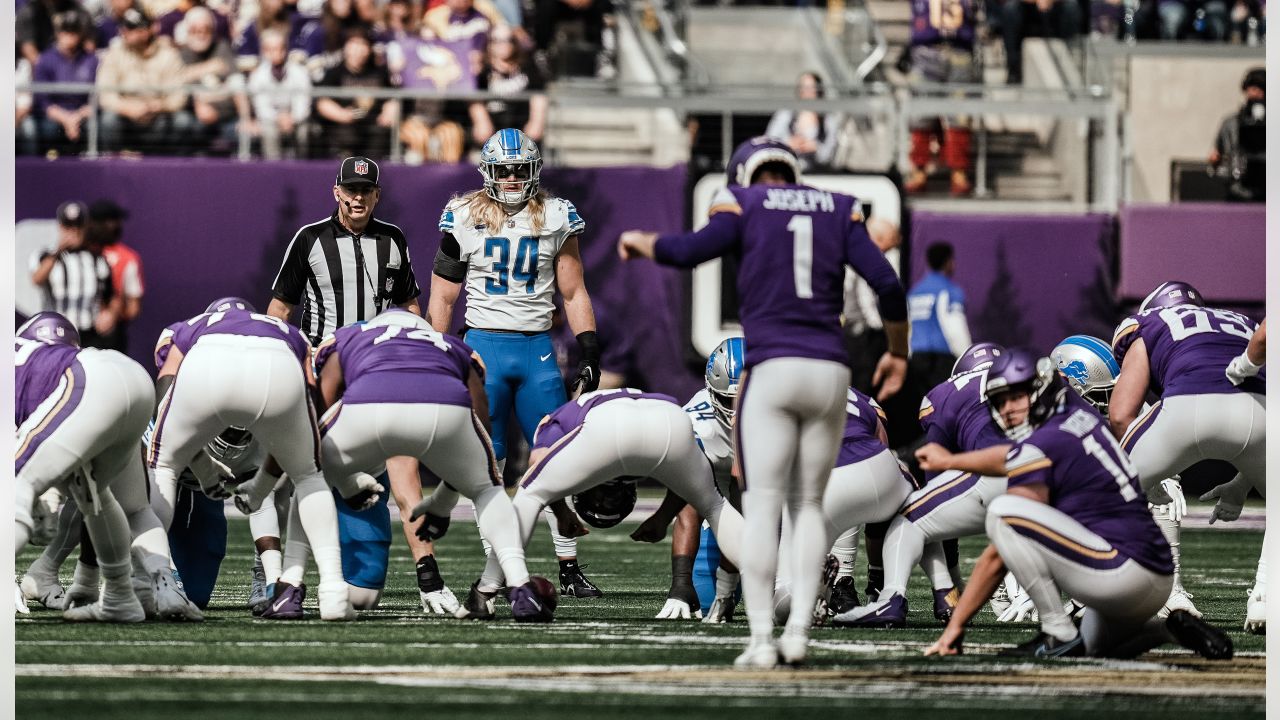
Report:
617,230,659,260
342,473,385,511
924,629,963,656
422,586,461,615
655,597,700,620
872,352,908,402
630,514,668,543
1158,478,1187,523
915,443,953,472
1200,475,1250,524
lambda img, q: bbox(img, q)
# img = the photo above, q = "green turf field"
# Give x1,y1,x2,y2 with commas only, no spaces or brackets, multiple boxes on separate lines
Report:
16,519,1265,719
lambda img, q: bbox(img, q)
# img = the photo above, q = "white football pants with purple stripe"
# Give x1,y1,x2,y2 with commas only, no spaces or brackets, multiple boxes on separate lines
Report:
480,397,741,588
321,400,532,588
879,470,1008,597
147,335,344,594
735,357,850,641
16,349,153,588
987,494,1174,656
1123,392,1266,495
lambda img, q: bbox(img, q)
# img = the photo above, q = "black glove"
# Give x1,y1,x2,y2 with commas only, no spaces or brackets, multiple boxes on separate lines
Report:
572,330,601,394
414,512,452,542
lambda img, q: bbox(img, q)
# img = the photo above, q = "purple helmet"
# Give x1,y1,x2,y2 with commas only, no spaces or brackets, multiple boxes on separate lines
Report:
952,342,1005,375
18,311,80,347
1139,281,1205,313
726,137,801,188
206,297,256,313
983,348,1066,440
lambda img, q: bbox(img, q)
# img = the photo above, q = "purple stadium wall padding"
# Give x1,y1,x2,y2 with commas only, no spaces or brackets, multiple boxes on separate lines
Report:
1117,203,1264,304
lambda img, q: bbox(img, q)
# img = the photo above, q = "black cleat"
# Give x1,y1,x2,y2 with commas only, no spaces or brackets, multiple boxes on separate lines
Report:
559,563,603,598
998,631,1086,659
455,581,497,620
829,577,860,615
1166,609,1234,660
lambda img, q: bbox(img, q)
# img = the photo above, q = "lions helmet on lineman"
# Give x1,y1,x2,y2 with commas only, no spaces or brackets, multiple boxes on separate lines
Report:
706,337,745,427
726,137,802,188
1139,281,1205,312
952,341,1005,375
479,128,543,206
206,297,256,313
1050,335,1120,414
984,348,1067,440
18,311,80,347
573,477,639,529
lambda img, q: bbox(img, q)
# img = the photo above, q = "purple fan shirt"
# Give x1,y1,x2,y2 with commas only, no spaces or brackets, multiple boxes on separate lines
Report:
170,309,311,364
532,388,680,450
1005,392,1173,575
910,0,977,49
654,184,906,369
1112,304,1264,397
314,321,476,407
918,369,1007,480
835,387,888,467
15,339,81,425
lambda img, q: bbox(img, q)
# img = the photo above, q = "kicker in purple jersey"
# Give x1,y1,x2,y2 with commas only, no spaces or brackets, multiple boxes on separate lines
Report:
315,323,476,407
910,0,976,48
835,387,888,467
170,309,311,363
654,183,906,369
1004,391,1173,575
1112,304,1264,397
15,339,82,425
532,388,681,450
918,369,1007,478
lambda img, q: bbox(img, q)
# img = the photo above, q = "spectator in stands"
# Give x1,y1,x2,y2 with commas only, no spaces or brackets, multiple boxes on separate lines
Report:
907,242,972,391
468,23,548,145
17,0,94,66
423,0,497,76
1000,0,1081,84
295,0,373,80
1210,66,1265,202
86,199,144,352
531,0,614,79
377,0,419,40
904,0,978,195
156,0,231,42
17,59,39,156
242,27,312,157
32,11,99,157
30,201,121,349
765,71,840,174
178,5,239,154
1229,0,1265,42
314,29,397,157
96,0,138,48
386,5,470,163
97,7,194,154
234,0,297,72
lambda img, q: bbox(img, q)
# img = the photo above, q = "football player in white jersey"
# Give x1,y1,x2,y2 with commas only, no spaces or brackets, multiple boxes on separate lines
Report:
426,128,605,598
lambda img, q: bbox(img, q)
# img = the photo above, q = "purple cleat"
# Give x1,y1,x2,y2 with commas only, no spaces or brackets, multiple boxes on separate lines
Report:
832,591,907,629
261,582,306,620
510,582,555,623
933,587,959,622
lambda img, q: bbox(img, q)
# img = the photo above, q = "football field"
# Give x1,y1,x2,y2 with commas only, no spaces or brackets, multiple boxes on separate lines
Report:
16,515,1266,719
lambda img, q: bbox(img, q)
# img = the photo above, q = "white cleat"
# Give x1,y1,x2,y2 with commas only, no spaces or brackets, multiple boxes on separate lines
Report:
421,586,461,615
15,583,30,615
20,573,67,610
1158,586,1200,619
1244,587,1265,634
734,638,781,669
63,599,146,623
319,584,357,622
153,570,204,622
63,582,98,610
778,630,809,666
133,572,158,619
989,581,1012,617
703,596,737,624
655,597,701,620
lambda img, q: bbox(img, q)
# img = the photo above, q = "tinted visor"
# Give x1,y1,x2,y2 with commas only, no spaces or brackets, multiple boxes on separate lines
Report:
491,163,533,180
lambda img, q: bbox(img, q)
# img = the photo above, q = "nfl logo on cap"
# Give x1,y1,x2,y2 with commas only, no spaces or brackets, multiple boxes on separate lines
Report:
354,160,369,175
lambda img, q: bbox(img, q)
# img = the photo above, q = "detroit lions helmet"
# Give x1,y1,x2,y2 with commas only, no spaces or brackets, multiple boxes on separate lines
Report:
984,348,1067,440
726,137,802,187
572,477,639,529
206,297,256,313
479,128,543,206
952,341,1005,375
705,337,745,427
18,311,80,347
1051,335,1119,414
1139,281,1205,313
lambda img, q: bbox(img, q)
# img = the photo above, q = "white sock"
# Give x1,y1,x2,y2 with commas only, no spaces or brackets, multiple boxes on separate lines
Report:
261,548,283,586
294,474,343,588
831,526,860,579
545,505,578,557
473,486,530,587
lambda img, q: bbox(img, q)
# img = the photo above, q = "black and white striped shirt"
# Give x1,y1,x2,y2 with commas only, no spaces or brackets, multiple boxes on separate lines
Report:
271,211,421,344
30,248,114,331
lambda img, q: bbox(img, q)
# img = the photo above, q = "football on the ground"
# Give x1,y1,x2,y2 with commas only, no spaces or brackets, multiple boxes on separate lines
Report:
529,575,558,612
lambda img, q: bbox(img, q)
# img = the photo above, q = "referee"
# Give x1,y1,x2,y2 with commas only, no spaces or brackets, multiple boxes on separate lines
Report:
30,200,120,349
266,157,457,615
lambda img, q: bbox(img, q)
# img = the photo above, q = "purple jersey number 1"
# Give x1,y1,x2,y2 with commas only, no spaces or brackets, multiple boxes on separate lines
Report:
787,215,814,299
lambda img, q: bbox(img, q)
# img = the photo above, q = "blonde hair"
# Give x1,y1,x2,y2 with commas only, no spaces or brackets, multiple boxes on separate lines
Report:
459,187,549,236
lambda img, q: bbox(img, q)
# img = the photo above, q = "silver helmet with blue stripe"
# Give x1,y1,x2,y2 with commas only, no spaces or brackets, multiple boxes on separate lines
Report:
479,128,543,206
1050,334,1120,413
705,337,745,427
